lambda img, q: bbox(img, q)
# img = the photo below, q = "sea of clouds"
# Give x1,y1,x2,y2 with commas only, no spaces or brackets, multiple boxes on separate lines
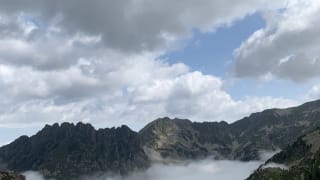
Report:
23,159,264,180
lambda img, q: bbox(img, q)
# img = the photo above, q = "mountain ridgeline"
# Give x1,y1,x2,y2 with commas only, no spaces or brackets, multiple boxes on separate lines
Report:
0,123,149,179
1,100,320,179
141,100,320,161
247,128,320,180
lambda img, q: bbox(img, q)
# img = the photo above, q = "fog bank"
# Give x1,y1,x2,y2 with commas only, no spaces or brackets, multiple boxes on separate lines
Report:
24,159,263,180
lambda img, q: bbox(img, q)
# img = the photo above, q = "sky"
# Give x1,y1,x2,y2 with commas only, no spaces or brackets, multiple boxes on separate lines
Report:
0,0,320,144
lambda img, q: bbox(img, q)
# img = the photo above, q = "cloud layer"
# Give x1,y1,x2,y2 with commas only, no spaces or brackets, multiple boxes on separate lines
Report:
0,59,297,129
0,0,300,129
233,0,320,82
308,84,320,100
0,0,285,53
23,159,263,180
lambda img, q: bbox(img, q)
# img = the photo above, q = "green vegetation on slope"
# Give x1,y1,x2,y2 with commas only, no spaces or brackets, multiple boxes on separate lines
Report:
247,128,320,180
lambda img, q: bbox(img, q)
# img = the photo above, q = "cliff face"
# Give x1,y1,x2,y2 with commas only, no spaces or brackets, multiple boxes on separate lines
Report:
247,128,320,180
139,118,232,161
140,100,320,161
0,171,25,180
0,122,149,180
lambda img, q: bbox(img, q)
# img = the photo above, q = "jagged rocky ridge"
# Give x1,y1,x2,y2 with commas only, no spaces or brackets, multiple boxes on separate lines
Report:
140,100,320,161
0,171,25,180
0,123,149,180
0,100,320,179
247,128,320,180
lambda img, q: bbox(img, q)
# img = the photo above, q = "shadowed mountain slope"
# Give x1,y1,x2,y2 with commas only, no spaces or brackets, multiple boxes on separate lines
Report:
0,122,149,180
247,128,320,180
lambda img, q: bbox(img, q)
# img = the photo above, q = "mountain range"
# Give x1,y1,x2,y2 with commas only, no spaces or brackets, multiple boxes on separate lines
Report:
141,99,320,161
1,99,320,179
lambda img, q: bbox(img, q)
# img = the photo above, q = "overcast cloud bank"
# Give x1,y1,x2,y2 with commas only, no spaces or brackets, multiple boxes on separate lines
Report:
0,0,317,131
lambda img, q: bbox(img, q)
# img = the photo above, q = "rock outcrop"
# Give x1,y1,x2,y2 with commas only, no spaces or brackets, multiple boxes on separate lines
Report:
247,128,320,180
0,122,149,180
0,171,25,180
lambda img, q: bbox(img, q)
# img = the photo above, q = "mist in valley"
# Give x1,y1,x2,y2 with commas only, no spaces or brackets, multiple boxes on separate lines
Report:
23,159,264,180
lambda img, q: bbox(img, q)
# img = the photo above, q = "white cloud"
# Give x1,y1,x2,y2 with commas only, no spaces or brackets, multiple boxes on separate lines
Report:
0,0,299,131
262,163,288,170
24,159,264,180
308,84,320,100
0,20,103,70
108,160,262,180
233,0,320,82
0,0,286,53
130,72,298,122
0,63,298,130
22,171,46,180
0,65,104,100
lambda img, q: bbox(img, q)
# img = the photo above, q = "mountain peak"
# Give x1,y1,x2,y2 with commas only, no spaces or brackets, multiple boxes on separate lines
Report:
0,122,149,180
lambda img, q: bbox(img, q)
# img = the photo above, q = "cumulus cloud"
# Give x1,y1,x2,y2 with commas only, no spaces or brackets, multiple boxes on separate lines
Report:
0,0,286,54
0,65,104,100
308,84,320,100
0,13,102,70
0,66,297,130
24,159,263,180
233,0,320,82
0,0,299,130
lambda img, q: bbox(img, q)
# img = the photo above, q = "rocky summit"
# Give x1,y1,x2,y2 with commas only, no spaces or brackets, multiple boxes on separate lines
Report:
0,122,149,180
1,99,320,179
139,118,232,161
